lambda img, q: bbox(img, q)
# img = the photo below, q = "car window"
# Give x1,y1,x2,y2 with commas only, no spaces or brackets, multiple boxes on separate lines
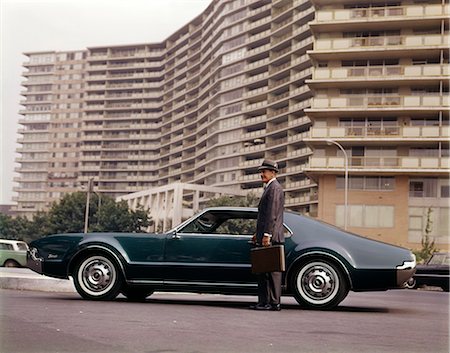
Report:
428,253,450,266
16,243,28,251
0,243,13,250
179,212,219,234
179,211,257,235
178,210,292,237
215,218,257,235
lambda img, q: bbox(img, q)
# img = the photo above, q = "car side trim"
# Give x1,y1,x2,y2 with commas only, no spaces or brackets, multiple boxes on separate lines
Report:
128,261,251,268
415,273,449,278
128,279,257,287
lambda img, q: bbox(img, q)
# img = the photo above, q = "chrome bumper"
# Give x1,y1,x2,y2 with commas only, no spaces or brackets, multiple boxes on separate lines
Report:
396,256,417,287
27,248,43,274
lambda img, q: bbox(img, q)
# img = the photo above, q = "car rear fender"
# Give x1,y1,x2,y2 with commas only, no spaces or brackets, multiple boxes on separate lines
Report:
286,249,354,290
67,244,127,279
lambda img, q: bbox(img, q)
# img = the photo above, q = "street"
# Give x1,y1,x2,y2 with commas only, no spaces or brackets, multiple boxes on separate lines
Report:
1,288,448,353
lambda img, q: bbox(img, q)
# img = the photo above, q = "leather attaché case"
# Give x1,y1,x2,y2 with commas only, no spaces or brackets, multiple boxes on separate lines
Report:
250,245,285,274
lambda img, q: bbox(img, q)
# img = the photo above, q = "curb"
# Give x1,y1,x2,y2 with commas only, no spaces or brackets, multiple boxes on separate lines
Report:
0,268,75,293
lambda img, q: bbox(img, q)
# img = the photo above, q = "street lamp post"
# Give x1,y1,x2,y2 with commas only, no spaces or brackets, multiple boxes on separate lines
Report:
84,178,94,234
326,139,348,230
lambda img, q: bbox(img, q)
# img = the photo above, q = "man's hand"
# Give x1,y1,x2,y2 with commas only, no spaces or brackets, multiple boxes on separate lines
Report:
262,235,271,247
251,234,256,244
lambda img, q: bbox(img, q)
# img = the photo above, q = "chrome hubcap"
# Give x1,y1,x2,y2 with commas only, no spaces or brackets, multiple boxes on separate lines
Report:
78,256,116,295
297,262,339,305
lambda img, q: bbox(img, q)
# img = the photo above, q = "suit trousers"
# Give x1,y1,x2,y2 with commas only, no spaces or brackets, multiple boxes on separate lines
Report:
257,271,282,305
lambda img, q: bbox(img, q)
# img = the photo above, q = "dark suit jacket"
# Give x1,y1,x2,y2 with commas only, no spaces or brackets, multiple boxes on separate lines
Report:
256,178,285,244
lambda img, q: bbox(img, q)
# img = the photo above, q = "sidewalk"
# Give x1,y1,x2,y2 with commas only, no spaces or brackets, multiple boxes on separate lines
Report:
0,268,75,292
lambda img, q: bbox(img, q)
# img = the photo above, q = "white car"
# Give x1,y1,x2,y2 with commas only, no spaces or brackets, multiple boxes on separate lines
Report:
0,239,29,267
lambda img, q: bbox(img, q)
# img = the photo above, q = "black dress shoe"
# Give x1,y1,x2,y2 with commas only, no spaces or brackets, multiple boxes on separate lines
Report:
250,303,271,310
270,304,281,311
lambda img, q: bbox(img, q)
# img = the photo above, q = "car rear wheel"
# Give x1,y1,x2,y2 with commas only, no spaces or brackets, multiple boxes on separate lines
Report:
121,286,154,301
291,259,349,310
73,254,122,300
4,259,20,267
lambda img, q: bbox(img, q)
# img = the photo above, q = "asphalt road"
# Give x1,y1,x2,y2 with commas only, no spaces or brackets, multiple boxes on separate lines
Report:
1,289,448,353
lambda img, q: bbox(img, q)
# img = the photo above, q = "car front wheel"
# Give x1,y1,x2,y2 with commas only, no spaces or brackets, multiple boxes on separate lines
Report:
291,259,349,310
73,254,122,300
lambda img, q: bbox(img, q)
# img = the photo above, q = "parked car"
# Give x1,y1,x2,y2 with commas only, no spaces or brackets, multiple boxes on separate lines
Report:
27,207,416,309
0,239,29,267
406,252,449,292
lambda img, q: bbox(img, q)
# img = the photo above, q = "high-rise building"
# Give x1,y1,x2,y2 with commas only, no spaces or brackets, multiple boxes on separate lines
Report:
14,0,449,249
304,0,449,247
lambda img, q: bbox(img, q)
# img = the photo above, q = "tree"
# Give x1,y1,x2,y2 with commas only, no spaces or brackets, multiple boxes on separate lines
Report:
0,213,35,242
0,192,151,242
413,207,438,263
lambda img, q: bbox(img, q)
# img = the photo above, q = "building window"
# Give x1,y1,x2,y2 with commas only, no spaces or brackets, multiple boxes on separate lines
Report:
409,178,438,198
337,176,395,190
336,204,394,228
408,207,450,244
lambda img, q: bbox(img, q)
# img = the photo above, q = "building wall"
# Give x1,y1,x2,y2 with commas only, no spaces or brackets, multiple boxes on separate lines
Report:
305,0,450,249
318,174,412,247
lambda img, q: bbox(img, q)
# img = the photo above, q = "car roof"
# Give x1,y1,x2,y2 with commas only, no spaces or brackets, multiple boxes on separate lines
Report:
0,239,27,244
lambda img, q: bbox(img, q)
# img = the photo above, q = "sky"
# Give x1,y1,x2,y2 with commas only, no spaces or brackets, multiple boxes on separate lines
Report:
0,0,211,204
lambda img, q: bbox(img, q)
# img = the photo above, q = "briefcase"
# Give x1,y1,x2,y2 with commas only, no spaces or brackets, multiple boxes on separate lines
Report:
250,245,285,274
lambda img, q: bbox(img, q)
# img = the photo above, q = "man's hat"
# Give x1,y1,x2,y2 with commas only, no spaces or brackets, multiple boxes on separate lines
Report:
258,159,279,173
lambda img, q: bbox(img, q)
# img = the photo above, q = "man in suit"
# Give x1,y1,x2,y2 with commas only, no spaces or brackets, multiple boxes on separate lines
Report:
251,159,285,311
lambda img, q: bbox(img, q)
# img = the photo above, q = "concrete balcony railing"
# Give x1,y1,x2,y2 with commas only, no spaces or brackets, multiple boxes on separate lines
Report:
285,195,315,205
308,125,450,140
239,158,264,168
308,156,450,171
314,34,449,51
313,4,449,23
242,129,266,139
310,95,450,110
285,179,314,190
313,64,449,81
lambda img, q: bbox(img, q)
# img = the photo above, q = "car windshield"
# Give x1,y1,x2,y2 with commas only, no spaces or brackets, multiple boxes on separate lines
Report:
428,253,450,266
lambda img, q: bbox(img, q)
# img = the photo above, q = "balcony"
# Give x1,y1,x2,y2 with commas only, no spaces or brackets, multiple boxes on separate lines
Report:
311,64,449,83
313,34,449,53
307,125,450,141
306,156,450,175
312,4,449,24
308,95,449,112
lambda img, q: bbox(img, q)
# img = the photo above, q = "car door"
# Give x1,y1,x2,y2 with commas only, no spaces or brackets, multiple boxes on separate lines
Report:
163,210,256,286
114,233,166,282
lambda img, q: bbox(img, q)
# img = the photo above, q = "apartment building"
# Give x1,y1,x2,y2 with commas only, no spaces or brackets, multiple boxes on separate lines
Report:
14,50,86,213
304,0,449,248
16,0,315,218
14,0,449,249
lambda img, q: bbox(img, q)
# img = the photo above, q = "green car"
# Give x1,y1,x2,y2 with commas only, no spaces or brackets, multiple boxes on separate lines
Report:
28,207,416,310
0,239,29,267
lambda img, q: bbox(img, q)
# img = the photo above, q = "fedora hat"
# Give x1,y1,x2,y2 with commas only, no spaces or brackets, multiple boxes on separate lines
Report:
258,159,279,173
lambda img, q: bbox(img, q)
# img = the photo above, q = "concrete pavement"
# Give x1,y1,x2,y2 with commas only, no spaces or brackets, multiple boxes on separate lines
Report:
0,268,75,292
